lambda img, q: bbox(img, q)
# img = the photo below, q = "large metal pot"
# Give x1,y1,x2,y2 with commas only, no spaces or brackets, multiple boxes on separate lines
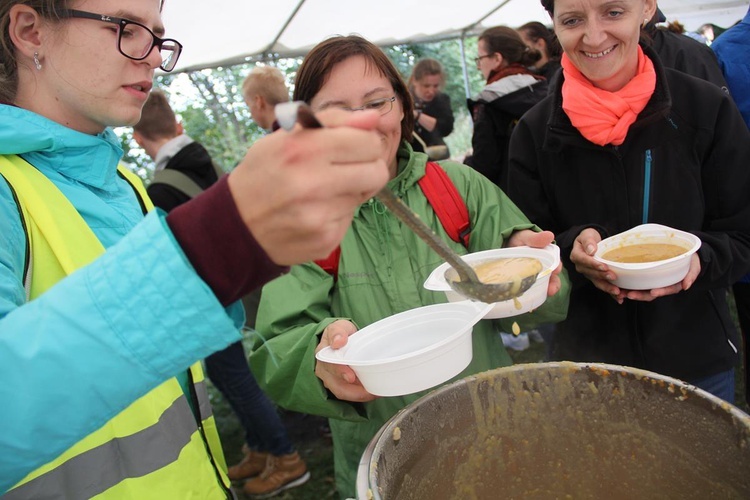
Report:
356,363,750,499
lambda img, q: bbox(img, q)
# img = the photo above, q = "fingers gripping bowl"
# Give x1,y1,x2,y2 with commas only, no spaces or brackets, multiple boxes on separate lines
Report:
593,224,701,290
423,245,560,319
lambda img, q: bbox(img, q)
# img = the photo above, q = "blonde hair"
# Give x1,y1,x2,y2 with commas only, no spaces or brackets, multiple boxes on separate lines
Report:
241,66,289,105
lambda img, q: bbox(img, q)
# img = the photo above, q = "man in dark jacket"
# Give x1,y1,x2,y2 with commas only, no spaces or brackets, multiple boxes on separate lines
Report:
132,91,221,211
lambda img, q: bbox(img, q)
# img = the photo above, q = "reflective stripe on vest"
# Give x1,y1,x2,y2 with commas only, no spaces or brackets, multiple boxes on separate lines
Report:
0,155,231,499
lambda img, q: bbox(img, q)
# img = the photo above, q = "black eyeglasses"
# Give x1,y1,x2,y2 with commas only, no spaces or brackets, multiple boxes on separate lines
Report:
58,9,183,72
474,54,493,66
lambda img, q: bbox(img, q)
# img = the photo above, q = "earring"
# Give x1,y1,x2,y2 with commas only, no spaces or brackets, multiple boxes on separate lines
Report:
33,52,42,71
643,18,649,28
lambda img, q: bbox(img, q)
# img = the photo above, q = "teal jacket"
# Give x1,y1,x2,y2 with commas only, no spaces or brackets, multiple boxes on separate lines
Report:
251,143,570,497
0,104,243,492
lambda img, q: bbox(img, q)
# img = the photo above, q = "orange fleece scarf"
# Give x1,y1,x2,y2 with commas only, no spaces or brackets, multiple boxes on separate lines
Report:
561,46,656,146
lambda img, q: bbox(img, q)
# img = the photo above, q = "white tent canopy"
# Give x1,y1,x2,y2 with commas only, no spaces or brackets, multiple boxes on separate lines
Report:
162,0,750,74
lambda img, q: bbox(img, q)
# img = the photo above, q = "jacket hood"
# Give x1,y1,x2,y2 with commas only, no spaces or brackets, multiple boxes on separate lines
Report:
354,141,426,217
0,104,123,190
478,74,544,103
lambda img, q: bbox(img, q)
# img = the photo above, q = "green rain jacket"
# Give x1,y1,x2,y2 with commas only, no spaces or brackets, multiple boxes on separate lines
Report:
250,144,570,497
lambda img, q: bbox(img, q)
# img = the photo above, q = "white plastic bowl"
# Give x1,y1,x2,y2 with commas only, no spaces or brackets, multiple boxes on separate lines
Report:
314,301,491,397
593,223,701,290
423,245,560,319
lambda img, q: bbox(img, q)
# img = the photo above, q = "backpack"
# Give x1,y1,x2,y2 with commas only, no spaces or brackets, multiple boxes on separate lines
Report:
150,161,224,199
315,161,471,279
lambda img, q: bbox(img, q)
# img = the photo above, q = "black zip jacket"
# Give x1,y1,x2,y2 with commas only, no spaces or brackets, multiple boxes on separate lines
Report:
507,46,750,382
466,77,548,191
147,141,219,212
410,92,454,152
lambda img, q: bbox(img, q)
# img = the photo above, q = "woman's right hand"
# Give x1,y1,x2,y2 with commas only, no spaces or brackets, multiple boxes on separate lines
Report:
570,227,625,302
315,320,378,403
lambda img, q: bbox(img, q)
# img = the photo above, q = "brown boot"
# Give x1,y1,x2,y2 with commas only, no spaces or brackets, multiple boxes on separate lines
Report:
242,451,310,498
227,445,269,481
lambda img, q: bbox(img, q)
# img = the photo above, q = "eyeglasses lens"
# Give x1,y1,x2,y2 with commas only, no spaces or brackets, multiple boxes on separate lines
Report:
119,22,180,71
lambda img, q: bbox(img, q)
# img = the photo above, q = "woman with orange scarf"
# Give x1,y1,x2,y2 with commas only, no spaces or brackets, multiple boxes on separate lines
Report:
508,0,750,403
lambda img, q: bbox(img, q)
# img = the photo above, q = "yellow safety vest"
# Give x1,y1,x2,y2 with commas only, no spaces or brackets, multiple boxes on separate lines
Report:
0,155,231,499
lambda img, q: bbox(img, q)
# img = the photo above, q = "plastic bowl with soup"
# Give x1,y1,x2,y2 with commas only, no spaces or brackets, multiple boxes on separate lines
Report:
593,224,701,290
424,245,560,319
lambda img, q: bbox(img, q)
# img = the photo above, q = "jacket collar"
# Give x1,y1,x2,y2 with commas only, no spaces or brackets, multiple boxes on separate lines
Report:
354,141,426,216
390,141,426,196
542,45,672,152
0,104,124,192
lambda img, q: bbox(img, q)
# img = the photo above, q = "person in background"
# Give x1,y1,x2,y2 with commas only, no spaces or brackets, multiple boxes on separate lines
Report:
133,90,221,209
407,58,454,160
242,65,290,131
0,0,389,495
644,6,728,88
249,34,570,498
517,21,562,82
133,90,309,497
508,0,750,404
465,26,548,192
711,4,750,403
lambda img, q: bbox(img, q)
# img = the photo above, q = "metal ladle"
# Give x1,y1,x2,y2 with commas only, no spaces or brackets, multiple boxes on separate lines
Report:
274,102,539,303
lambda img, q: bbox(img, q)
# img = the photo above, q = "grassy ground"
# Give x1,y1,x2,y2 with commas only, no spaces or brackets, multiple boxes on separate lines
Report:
210,295,748,499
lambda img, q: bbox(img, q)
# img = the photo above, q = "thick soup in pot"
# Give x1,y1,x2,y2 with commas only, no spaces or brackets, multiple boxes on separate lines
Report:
472,257,542,284
602,243,688,263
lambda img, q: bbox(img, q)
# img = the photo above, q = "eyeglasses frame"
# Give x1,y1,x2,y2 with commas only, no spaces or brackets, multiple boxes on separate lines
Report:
474,54,494,66
331,96,397,115
57,9,183,72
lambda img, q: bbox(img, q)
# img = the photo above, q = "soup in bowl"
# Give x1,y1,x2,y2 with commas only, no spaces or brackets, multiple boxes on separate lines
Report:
594,224,701,290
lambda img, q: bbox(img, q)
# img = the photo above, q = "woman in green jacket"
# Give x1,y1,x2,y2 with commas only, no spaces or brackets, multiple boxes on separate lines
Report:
250,35,571,498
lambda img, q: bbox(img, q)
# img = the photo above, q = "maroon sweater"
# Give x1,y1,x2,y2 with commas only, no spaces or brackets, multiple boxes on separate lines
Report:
166,175,288,306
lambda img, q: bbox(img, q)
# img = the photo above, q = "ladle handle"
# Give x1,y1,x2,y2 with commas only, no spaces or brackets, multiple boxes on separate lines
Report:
274,102,479,284
375,188,480,283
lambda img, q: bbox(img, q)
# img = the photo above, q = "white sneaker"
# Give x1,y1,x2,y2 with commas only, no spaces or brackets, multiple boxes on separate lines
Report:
501,332,530,351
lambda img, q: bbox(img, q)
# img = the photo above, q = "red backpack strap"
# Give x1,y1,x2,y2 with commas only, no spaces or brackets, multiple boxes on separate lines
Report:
314,245,341,279
418,161,471,248
315,161,470,279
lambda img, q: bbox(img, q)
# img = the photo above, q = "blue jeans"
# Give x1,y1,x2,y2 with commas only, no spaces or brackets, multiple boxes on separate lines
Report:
689,368,735,404
204,340,294,456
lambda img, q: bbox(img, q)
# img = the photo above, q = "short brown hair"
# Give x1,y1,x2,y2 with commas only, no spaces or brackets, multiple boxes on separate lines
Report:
132,89,178,140
241,65,289,105
293,35,414,142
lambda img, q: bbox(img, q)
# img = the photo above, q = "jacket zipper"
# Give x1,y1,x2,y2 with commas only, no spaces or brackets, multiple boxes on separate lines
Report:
642,149,652,224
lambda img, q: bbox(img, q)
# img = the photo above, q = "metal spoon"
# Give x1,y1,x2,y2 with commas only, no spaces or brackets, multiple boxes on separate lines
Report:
274,102,539,302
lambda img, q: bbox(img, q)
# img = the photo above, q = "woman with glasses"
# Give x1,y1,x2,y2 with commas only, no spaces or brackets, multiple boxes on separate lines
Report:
407,58,454,160
508,0,750,403
249,35,571,498
0,0,389,495
465,26,549,192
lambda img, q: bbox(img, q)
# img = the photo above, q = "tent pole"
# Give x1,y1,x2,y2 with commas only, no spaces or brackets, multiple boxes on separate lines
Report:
263,0,307,57
458,36,472,100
